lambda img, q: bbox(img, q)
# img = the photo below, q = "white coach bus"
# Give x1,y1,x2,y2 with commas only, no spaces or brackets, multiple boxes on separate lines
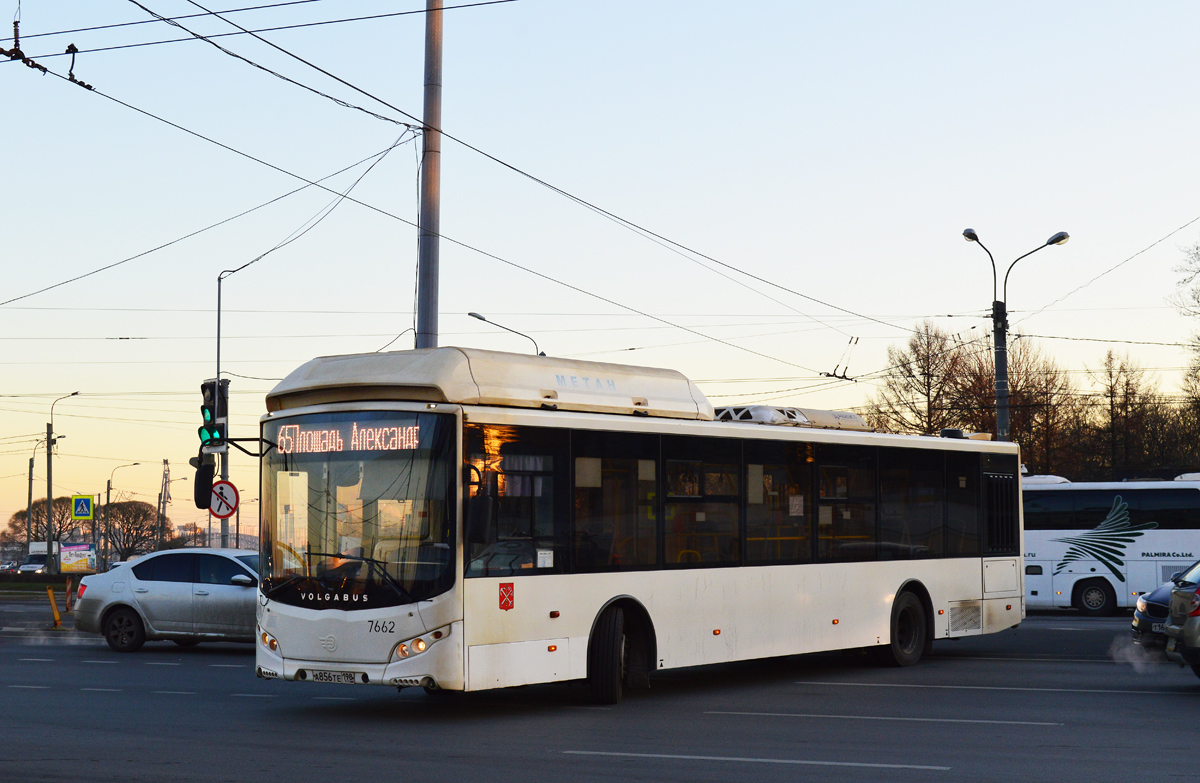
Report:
1023,475,1200,616
254,347,1024,702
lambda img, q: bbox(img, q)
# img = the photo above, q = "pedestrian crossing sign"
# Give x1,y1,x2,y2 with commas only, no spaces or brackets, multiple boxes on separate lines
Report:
72,495,94,521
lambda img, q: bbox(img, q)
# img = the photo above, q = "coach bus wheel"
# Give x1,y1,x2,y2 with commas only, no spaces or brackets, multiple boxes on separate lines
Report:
588,606,626,704
103,608,146,653
877,592,926,667
1076,580,1116,617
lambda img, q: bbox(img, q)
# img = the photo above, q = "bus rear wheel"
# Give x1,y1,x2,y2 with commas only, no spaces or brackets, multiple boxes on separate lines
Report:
875,592,927,667
1076,579,1116,617
588,606,626,705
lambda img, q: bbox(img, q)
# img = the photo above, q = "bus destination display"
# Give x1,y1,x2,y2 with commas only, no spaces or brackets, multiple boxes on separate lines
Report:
276,421,421,455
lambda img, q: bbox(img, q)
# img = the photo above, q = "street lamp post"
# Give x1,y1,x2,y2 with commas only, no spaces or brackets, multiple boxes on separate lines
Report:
468,312,545,356
26,439,44,552
963,229,1069,441
46,391,79,575
104,463,140,570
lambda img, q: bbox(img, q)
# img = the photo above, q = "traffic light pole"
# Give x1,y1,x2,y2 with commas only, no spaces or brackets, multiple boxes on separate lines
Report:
216,274,230,548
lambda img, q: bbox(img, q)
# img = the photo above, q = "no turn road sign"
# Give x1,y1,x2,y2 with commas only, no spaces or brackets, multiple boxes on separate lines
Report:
209,481,240,519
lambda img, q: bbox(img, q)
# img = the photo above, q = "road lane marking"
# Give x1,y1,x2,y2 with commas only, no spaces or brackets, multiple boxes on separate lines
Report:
145,662,180,666
153,691,196,695
931,656,1113,663
795,681,1190,695
562,751,949,771
19,658,53,662
231,693,276,698
707,711,1062,726
82,660,118,664
9,685,49,689
81,688,122,692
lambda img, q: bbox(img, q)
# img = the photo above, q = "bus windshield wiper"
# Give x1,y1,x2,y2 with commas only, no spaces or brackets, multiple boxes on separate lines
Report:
265,573,309,598
306,552,416,603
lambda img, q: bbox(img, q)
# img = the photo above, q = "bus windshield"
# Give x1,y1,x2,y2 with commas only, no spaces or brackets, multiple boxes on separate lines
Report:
261,410,455,609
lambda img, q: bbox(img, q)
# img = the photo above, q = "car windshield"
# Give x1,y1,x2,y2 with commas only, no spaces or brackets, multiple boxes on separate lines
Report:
261,410,455,610
23,555,46,565
236,554,259,574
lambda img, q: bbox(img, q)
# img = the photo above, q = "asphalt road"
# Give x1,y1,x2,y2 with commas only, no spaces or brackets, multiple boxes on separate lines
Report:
2,600,1197,783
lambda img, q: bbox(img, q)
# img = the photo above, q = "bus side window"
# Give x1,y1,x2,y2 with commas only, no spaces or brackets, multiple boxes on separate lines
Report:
744,440,813,565
879,448,944,560
571,430,659,571
1023,491,1074,530
464,424,568,577
945,451,980,556
662,435,740,567
816,443,876,562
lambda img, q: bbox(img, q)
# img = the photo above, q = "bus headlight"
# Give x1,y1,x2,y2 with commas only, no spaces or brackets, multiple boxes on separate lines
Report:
259,627,281,655
391,626,448,662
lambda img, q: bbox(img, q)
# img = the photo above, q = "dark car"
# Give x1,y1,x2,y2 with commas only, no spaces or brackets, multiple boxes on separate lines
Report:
1132,581,1174,648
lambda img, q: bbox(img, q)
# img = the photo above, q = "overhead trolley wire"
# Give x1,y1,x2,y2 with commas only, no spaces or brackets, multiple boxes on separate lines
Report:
3,66,822,376
147,0,908,340
8,1,519,59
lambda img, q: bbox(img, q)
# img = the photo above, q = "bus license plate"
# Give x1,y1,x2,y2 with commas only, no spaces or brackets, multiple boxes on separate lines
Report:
311,670,357,684
1152,623,1164,633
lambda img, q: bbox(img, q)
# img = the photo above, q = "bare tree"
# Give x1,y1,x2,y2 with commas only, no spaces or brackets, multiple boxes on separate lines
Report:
4,498,86,550
953,337,1087,475
865,321,971,435
106,501,163,561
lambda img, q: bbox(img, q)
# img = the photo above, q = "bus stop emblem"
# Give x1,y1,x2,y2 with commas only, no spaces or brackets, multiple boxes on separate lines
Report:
499,583,514,611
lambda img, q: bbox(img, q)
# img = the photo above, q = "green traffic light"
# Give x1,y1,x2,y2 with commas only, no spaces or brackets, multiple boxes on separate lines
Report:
201,404,214,423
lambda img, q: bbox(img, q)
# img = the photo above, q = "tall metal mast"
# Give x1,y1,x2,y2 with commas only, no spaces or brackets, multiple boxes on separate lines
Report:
415,0,443,349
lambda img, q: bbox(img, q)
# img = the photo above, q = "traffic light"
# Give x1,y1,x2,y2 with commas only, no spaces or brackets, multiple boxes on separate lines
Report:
189,453,215,509
199,378,230,450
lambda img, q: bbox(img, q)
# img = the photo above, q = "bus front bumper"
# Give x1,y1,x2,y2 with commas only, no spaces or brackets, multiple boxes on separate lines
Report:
256,622,464,690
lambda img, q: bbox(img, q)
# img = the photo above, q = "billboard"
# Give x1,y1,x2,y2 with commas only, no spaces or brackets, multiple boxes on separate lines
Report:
60,543,96,574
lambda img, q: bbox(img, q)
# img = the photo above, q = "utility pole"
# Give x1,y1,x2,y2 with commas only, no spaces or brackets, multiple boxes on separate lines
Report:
26,454,34,552
45,422,54,574
415,0,443,350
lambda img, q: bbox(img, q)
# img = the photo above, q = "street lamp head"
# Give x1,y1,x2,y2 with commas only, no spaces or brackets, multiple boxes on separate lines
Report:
1047,231,1070,246
963,228,980,243
467,312,486,322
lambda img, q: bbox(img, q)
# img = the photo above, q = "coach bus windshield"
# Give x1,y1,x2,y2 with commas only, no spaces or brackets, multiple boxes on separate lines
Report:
260,411,455,609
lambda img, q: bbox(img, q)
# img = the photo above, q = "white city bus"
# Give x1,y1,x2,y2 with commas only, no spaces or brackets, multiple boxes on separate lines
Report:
1023,476,1200,616
255,347,1024,702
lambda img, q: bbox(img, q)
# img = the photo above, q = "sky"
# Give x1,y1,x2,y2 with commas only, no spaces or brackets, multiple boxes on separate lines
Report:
4,1,1200,541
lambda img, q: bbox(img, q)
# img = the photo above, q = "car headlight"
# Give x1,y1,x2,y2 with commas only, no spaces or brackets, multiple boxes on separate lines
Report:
1136,596,1148,613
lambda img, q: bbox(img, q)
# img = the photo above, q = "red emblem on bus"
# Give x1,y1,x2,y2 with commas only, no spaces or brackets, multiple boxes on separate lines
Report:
499,582,514,611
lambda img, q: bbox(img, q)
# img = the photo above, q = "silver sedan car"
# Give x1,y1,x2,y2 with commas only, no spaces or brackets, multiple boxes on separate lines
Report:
74,547,259,652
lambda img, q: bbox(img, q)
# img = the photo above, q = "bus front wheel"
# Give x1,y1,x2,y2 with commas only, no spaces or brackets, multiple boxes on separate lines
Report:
588,606,626,705
875,592,927,667
1075,579,1116,617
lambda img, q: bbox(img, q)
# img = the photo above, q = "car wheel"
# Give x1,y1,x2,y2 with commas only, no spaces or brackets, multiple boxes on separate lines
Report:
103,608,145,653
588,606,626,704
173,640,200,648
875,592,927,667
1076,580,1117,617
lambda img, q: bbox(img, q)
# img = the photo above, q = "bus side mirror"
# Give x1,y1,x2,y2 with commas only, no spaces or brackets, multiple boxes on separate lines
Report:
466,495,493,544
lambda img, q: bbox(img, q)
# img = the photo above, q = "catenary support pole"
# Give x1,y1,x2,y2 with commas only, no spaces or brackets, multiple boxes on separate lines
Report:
415,0,443,350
